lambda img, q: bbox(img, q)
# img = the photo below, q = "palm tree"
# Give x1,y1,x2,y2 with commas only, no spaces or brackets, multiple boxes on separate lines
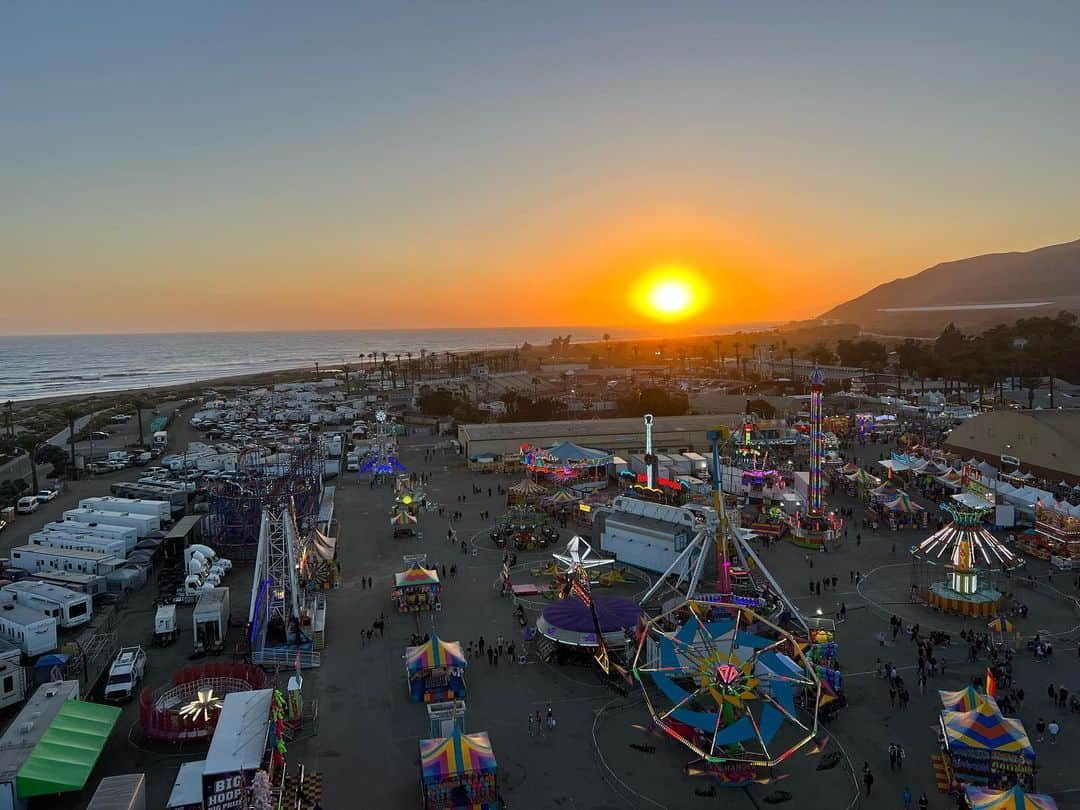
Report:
733,342,742,378
3,401,13,439
133,399,147,447
405,352,413,385
63,407,79,480
787,347,796,381
342,363,351,398
632,344,640,364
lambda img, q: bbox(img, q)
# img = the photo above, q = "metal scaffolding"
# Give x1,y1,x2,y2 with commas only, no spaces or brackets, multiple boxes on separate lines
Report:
207,442,323,560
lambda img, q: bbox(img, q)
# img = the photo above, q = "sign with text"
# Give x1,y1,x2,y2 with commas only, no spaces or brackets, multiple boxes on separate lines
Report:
203,770,253,810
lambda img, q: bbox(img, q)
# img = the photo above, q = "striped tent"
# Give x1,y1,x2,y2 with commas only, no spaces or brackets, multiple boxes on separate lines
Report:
938,686,994,713
508,478,549,498
545,487,581,505
966,785,1057,810
987,617,1015,634
405,635,466,675
942,700,1034,758
419,730,496,781
394,564,439,587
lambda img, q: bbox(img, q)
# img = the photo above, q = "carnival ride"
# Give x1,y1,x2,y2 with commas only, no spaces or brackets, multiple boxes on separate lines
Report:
359,410,406,480
139,662,268,742
911,501,1024,617
207,443,323,560
632,599,823,784
786,368,843,549
490,505,559,550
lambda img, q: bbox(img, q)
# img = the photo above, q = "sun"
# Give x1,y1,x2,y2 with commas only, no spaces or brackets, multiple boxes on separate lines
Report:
631,265,709,322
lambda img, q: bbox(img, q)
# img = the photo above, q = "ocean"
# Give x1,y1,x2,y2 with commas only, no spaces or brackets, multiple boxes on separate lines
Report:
0,325,771,402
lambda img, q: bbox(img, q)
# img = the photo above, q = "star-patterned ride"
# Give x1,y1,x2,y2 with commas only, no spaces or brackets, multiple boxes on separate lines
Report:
633,599,823,780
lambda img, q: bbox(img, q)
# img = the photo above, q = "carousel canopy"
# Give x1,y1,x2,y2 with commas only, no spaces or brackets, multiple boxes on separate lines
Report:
419,730,496,782
544,441,609,463
942,700,1034,758
537,596,643,647
405,635,466,674
939,686,995,713
965,785,1057,810
545,487,582,505
508,478,549,497
395,564,439,587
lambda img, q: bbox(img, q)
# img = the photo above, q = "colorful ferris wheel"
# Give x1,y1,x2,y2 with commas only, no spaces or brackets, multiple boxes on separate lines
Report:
633,600,822,776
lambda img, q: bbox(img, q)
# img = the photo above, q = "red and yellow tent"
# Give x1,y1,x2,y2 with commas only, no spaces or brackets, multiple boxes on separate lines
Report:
965,785,1057,810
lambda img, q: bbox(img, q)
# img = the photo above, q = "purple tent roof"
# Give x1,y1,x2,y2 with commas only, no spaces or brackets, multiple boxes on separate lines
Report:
541,596,643,634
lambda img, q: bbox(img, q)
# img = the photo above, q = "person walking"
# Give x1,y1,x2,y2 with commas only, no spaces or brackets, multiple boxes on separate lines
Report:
1036,717,1046,742
862,763,874,796
1048,719,1060,743
917,793,928,810
888,743,897,770
902,787,912,810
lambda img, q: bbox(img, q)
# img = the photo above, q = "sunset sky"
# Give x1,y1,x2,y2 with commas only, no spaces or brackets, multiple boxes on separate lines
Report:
3,3,1079,335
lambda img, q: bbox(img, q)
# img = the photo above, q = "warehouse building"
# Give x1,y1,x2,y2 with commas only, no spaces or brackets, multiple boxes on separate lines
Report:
458,414,739,457
944,410,1080,485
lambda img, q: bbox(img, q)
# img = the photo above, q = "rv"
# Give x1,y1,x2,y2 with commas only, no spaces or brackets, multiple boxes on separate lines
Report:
152,430,169,451
0,602,58,656
42,520,138,552
79,497,170,523
29,569,107,596
63,508,159,537
29,530,128,560
154,603,177,646
9,545,120,577
1,581,93,628
110,481,188,514
0,660,27,710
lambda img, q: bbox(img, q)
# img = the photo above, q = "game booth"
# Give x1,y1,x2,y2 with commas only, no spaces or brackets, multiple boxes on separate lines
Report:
393,564,441,614
965,785,1058,810
419,729,499,809
939,695,1036,790
405,635,467,703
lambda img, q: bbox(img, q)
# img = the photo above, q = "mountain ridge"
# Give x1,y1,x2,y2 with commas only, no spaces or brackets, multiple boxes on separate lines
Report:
820,238,1080,335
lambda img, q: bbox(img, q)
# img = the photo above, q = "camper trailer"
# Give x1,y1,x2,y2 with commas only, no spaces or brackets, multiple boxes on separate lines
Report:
9,545,120,577
0,660,27,710
0,602,57,656
1,581,93,628
42,520,138,552
79,497,170,524
62,508,159,537
28,569,107,596
29,530,128,560
110,482,188,514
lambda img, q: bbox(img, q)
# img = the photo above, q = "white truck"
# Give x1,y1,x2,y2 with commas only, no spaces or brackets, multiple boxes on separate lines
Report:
104,646,147,702
193,587,230,653
152,430,168,451
345,451,360,472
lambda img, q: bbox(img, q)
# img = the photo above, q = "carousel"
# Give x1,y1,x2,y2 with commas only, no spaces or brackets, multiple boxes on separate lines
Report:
912,501,1024,617
506,478,549,505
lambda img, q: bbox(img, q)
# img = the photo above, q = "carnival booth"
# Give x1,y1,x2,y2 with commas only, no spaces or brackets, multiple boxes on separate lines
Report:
876,493,928,530
940,697,1035,788
419,729,498,809
393,564,441,614
405,635,467,703
391,507,419,538
300,530,340,591
965,785,1058,810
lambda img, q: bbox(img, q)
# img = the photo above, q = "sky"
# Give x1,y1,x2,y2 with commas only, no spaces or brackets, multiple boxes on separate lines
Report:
2,2,1079,335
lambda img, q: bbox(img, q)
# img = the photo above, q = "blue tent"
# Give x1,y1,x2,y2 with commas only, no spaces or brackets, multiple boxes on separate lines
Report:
545,441,609,463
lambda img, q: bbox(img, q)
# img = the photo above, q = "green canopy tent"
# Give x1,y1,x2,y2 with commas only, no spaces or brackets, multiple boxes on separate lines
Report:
16,700,121,798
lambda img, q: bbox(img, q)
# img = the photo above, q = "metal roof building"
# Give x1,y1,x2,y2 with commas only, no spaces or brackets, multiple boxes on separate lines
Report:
944,410,1080,485
458,413,740,457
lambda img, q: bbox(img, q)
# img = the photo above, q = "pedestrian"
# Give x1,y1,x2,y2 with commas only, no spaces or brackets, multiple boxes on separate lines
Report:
547,705,555,731
831,575,837,588
862,763,874,796
528,712,533,736
1036,717,1046,742
536,709,544,737
888,743,897,770
849,570,854,583
1048,683,1056,702
840,602,847,621
479,636,485,655
1049,719,1060,743
918,793,928,810
889,687,896,707
902,787,912,810
896,744,905,769
1060,686,1069,709
487,647,494,665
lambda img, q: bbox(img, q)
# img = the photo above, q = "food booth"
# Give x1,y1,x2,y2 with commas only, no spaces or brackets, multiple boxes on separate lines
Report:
393,564,441,614
419,729,498,809
405,635,467,703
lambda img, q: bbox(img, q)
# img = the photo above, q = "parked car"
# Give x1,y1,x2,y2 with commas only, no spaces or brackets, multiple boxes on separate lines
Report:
15,496,39,514
35,489,58,502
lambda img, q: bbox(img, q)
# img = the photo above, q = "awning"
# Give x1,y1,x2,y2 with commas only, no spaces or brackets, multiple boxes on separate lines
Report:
17,700,121,798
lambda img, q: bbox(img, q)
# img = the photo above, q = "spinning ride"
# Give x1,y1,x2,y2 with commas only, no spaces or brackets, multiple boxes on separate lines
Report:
912,501,1023,617
490,505,559,550
633,599,822,785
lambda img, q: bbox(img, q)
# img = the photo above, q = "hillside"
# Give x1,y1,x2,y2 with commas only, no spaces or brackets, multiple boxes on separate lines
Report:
820,238,1080,335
